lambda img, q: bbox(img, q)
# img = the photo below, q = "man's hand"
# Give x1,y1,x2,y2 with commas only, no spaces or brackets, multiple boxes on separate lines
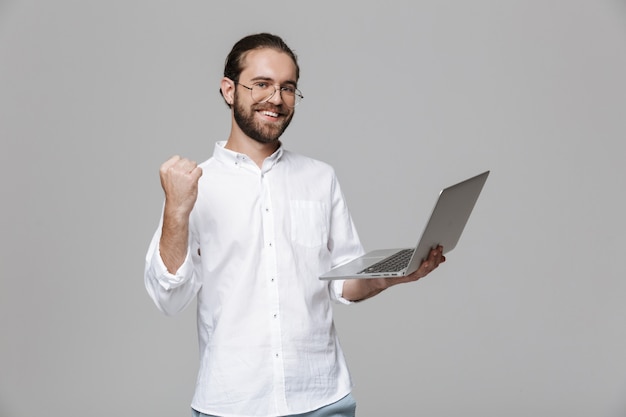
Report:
160,155,203,218
390,245,446,285
342,246,446,302
159,155,203,274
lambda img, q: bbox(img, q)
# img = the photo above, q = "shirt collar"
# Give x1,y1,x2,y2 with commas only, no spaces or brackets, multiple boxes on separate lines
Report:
213,141,284,173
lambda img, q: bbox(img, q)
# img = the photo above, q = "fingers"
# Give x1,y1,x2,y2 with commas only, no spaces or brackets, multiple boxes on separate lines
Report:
420,246,445,274
160,156,203,187
431,245,445,265
159,155,203,216
160,156,202,187
190,165,203,181
398,246,446,284
160,155,181,172
161,155,199,174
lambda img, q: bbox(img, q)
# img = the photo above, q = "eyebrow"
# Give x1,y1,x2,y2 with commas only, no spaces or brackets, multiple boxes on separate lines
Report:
250,76,297,87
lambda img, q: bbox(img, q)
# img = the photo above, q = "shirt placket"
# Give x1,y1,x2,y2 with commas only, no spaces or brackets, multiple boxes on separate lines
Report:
260,170,288,414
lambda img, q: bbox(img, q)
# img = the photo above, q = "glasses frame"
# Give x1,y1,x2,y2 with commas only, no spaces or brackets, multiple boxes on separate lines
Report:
236,81,303,108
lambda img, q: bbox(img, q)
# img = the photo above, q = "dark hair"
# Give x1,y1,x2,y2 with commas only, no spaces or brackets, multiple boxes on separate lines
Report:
220,33,300,107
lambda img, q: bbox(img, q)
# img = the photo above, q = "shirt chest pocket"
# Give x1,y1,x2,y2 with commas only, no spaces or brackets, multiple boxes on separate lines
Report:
289,200,329,248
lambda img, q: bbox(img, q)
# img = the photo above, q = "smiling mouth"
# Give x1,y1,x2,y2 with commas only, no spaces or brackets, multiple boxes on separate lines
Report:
254,104,285,119
260,110,280,118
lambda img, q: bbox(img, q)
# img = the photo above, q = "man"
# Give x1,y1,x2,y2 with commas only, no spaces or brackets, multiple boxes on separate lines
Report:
144,33,445,417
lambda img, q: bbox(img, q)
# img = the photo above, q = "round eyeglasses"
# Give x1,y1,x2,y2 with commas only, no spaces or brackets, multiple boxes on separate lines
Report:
237,81,303,107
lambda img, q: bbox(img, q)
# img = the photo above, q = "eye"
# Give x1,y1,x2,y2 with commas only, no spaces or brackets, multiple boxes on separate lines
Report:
254,82,270,89
280,86,296,94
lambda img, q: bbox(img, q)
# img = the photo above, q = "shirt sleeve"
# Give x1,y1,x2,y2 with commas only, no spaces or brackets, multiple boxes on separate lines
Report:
144,217,201,316
329,279,351,305
327,171,365,305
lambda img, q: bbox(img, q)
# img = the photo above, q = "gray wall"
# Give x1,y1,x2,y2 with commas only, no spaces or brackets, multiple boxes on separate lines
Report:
1,1,625,416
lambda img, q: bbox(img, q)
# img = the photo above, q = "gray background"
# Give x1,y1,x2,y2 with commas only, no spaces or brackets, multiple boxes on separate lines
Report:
1,1,625,416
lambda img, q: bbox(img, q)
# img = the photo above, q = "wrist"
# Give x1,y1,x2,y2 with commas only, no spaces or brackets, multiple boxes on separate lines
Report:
373,277,394,290
163,202,192,223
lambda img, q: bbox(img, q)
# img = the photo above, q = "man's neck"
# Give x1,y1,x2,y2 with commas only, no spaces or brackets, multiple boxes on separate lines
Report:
225,133,280,168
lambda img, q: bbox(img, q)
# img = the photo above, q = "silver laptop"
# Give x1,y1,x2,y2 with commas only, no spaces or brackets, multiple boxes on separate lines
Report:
320,170,490,280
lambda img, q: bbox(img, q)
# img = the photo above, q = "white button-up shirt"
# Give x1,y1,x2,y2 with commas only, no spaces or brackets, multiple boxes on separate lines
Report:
145,142,364,417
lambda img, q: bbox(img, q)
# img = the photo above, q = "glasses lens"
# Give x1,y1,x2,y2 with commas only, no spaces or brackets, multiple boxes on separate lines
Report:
250,84,273,103
289,89,303,107
251,84,302,107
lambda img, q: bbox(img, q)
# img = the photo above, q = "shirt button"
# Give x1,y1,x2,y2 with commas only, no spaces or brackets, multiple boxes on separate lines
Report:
273,313,278,318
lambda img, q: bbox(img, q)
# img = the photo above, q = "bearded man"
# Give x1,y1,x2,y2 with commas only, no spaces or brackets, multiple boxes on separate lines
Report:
144,33,444,417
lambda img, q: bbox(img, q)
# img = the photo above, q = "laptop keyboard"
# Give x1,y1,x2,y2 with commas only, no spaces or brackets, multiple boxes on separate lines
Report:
358,249,414,274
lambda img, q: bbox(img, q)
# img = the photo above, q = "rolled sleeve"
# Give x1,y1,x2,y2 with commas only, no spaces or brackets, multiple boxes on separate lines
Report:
330,279,352,305
144,227,200,316
148,243,193,291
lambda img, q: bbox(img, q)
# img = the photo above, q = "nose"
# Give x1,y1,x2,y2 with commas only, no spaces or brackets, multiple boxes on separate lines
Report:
266,85,284,105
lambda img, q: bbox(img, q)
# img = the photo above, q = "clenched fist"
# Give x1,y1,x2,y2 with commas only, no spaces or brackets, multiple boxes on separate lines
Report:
159,155,203,219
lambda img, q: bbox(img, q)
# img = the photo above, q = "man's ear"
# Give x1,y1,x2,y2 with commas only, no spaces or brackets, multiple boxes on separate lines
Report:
221,77,235,106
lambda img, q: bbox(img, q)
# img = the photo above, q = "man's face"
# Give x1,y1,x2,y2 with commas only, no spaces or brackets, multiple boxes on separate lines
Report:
232,48,297,144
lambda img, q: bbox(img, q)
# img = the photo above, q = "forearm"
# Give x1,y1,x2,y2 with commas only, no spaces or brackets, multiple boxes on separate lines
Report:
159,206,190,274
342,278,390,302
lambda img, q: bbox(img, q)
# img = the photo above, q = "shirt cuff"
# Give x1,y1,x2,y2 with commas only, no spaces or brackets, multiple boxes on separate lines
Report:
331,279,353,305
150,246,193,291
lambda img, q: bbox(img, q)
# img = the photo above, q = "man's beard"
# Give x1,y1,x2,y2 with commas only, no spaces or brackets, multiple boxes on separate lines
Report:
233,91,294,145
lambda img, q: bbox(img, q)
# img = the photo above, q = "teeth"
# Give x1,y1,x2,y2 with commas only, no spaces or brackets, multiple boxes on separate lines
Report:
262,111,279,117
